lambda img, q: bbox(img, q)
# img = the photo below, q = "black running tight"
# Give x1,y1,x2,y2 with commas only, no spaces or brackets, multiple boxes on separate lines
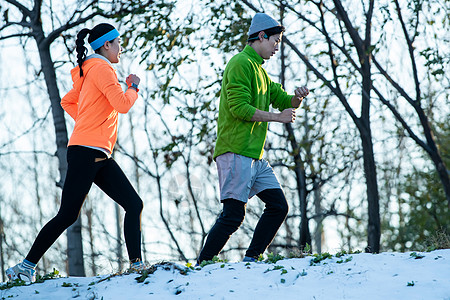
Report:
26,146,143,264
198,188,288,262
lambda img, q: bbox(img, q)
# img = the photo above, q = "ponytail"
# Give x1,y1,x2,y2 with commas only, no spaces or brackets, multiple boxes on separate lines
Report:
76,28,91,77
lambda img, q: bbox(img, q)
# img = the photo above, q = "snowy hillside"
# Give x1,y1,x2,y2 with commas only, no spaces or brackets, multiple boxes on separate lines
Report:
1,249,449,300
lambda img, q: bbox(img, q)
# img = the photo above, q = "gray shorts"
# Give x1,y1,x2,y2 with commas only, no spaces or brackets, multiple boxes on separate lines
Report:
216,152,282,203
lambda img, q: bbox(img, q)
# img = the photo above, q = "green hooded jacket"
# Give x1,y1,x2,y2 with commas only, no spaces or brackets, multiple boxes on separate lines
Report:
213,45,293,160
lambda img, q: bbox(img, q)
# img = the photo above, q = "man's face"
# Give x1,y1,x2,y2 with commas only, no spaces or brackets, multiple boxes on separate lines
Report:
260,33,282,60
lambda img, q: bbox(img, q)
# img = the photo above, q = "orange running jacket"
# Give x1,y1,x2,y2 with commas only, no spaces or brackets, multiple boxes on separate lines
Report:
61,55,138,154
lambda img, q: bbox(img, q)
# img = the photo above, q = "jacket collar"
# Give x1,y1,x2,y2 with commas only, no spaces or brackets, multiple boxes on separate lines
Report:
85,53,112,66
243,45,264,65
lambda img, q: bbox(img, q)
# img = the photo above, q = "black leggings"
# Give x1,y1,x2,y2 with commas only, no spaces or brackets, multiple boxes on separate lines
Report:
197,188,288,262
26,146,143,264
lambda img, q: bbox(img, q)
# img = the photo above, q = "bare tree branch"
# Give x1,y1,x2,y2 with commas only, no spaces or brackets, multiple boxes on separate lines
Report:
0,20,32,31
0,32,32,40
45,12,102,46
393,0,421,102
371,88,430,152
4,0,32,18
364,0,375,50
332,0,364,59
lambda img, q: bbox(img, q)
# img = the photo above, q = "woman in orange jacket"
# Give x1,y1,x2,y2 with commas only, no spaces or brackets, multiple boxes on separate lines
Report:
6,23,144,282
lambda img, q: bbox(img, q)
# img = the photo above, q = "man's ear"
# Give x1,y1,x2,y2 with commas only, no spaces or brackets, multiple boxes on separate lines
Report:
258,31,266,41
259,31,269,41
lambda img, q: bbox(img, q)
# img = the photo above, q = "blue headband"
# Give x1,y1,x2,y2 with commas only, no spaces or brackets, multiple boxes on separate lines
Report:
89,29,120,50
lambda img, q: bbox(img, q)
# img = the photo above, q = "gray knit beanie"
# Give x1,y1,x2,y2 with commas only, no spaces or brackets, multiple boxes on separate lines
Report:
248,13,281,36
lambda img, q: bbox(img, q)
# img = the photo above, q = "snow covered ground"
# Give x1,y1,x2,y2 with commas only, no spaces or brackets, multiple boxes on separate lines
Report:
1,249,449,300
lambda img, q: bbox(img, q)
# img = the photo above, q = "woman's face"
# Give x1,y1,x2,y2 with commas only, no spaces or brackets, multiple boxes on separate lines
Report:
103,37,122,63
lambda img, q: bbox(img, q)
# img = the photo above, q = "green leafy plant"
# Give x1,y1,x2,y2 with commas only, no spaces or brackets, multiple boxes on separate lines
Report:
133,262,191,284
199,256,228,267
304,244,311,253
335,250,348,258
337,256,353,264
185,262,194,269
0,268,62,291
265,252,285,264
0,280,27,291
35,268,60,283
135,270,150,283
263,265,288,276
288,244,312,259
184,262,196,273
61,282,73,287
310,252,333,266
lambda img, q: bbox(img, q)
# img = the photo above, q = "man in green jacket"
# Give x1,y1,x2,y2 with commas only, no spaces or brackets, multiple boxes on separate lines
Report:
198,13,309,263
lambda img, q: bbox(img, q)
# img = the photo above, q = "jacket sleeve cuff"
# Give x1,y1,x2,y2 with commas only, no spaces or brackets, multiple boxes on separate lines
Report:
244,106,257,121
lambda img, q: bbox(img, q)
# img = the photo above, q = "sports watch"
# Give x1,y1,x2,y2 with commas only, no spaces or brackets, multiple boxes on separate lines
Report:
130,82,139,92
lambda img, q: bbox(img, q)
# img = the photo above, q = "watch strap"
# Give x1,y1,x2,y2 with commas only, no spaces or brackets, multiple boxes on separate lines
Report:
129,82,139,92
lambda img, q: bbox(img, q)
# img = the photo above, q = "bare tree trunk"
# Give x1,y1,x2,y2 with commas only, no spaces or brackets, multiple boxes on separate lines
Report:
115,203,123,269
358,0,380,253
345,193,351,251
313,186,323,254
360,126,381,253
287,122,312,250
85,201,97,276
66,219,85,276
